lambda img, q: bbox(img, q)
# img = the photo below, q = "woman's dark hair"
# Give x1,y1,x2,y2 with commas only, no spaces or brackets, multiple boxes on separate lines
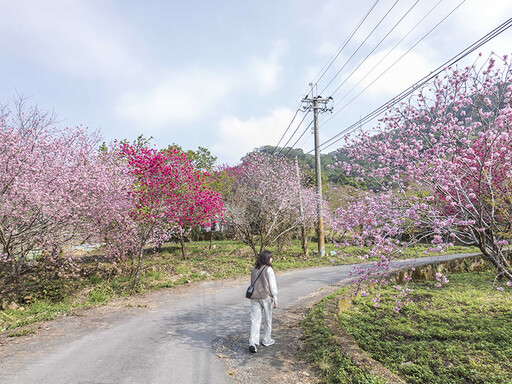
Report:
255,250,273,269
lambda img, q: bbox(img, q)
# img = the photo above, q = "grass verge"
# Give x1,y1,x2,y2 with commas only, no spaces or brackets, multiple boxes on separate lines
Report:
300,289,387,384
307,269,512,383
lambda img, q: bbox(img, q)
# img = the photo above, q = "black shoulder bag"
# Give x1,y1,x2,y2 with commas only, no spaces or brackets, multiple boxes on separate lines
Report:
245,266,267,299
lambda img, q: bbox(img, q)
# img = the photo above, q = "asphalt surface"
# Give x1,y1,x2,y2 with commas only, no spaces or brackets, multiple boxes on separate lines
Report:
0,253,478,384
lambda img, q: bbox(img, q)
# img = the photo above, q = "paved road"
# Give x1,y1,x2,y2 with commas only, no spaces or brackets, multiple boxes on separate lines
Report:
0,253,478,384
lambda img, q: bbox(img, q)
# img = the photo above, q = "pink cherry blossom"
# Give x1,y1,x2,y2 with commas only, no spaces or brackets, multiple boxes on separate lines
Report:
334,54,512,296
0,99,134,279
223,153,321,255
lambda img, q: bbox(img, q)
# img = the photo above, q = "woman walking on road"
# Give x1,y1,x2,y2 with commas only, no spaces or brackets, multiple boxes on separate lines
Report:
248,250,278,353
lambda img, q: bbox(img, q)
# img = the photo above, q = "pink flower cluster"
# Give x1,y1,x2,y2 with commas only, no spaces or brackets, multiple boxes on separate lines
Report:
333,53,512,299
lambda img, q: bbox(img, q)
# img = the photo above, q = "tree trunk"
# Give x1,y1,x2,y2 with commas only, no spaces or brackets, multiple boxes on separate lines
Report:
133,243,145,287
248,242,258,257
180,233,187,260
239,230,257,256
277,238,284,253
301,226,309,257
208,225,213,251
480,243,512,281
493,251,512,281
130,251,136,268
11,254,25,282
258,233,269,255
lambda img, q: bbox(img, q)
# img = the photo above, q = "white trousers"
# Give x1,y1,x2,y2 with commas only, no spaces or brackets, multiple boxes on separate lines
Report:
249,296,273,346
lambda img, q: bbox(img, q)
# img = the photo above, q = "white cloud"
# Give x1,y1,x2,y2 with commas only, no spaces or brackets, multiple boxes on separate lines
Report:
451,0,512,37
316,41,339,58
247,39,288,93
0,0,291,140
115,40,288,129
115,69,234,129
0,1,141,82
250,59,281,93
448,1,512,59
212,107,296,164
303,0,365,41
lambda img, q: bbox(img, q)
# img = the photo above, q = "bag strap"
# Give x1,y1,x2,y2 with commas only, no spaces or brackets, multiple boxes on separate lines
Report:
251,266,267,286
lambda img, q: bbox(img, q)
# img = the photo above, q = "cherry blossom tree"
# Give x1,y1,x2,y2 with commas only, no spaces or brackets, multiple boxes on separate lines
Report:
170,169,224,259
0,99,132,280
224,153,319,255
335,54,512,287
120,144,223,284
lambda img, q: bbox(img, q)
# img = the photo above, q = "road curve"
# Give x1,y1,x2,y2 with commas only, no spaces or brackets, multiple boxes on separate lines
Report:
0,253,478,384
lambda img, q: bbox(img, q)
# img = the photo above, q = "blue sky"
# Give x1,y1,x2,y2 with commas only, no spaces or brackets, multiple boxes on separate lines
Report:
1,0,511,165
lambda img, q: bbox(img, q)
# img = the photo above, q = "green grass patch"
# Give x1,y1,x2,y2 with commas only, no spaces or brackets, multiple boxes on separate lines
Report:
1,299,71,331
86,287,112,305
87,274,104,285
8,328,35,337
337,270,512,383
39,281,70,303
300,289,386,384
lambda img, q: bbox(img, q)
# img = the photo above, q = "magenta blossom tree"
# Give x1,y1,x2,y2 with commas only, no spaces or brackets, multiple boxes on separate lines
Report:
169,168,224,259
120,144,223,284
335,54,512,288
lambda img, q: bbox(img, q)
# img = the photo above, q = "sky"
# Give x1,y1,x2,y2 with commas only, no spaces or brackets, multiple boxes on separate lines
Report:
1,0,512,165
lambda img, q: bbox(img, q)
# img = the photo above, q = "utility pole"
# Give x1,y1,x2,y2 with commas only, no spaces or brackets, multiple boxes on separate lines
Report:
295,156,308,257
301,83,332,257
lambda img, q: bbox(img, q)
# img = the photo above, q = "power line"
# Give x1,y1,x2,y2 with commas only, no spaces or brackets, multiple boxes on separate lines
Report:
308,17,512,154
309,0,381,88
322,0,466,126
318,0,401,96
296,124,314,150
271,108,301,155
275,110,310,156
284,120,314,157
327,0,420,99
284,0,429,153
319,17,512,152
328,0,447,111
278,0,390,154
